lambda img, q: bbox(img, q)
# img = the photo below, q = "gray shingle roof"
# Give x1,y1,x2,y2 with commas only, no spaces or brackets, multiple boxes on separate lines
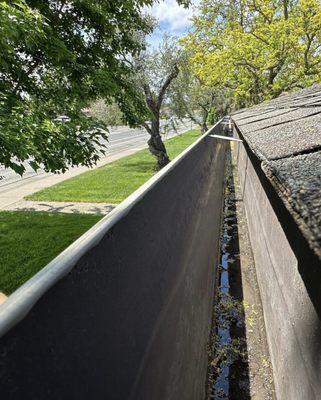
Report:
231,84,321,258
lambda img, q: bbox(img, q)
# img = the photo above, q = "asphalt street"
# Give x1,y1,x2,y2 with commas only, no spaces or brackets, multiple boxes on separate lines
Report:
0,120,194,209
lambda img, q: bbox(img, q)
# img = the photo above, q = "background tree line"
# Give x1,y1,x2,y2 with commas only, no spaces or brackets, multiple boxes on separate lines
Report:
1,0,320,173
0,0,189,173
183,0,321,107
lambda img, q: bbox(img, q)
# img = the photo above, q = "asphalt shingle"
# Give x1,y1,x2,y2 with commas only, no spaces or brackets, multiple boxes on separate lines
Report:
240,112,321,160
231,84,321,258
263,152,321,258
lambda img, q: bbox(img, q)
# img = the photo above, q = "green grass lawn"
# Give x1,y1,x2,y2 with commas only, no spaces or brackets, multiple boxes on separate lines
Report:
27,129,201,204
0,130,200,294
0,211,102,294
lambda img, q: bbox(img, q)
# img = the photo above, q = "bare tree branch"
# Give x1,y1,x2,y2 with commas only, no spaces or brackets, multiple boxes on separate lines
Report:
157,64,179,109
142,83,158,115
142,121,152,134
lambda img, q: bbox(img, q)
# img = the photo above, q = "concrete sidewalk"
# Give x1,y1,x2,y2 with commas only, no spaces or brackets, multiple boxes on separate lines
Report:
3,200,116,215
0,125,195,211
0,147,140,210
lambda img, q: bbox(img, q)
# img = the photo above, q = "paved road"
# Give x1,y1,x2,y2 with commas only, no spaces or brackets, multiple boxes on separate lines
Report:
0,120,195,209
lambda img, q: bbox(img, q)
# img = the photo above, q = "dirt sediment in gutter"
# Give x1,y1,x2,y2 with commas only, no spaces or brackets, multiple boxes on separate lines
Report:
207,144,275,400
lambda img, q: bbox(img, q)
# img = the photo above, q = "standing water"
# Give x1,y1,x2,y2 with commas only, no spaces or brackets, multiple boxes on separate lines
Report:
207,153,250,400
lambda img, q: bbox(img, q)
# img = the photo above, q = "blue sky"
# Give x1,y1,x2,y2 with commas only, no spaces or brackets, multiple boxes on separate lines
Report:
144,0,200,48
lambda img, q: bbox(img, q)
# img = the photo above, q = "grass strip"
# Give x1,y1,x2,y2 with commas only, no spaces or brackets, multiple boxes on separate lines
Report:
1,129,200,293
0,211,102,294
27,129,201,204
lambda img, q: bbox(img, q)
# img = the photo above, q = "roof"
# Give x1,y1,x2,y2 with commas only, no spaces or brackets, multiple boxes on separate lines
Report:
231,84,321,259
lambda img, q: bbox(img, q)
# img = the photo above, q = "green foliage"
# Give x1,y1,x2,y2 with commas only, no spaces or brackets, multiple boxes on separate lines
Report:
119,34,184,168
124,35,184,129
0,0,190,173
169,55,233,129
88,100,123,127
184,0,321,106
207,107,217,125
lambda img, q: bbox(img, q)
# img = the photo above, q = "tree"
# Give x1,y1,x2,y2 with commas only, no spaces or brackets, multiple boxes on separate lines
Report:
184,0,321,107
169,58,233,132
0,0,189,174
126,37,182,170
88,100,123,128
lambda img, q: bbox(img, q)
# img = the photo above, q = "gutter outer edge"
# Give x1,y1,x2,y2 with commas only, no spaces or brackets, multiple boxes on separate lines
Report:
0,119,224,338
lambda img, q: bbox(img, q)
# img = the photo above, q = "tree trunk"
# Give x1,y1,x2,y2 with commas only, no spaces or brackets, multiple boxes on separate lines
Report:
141,64,179,170
148,119,170,170
201,122,208,133
201,112,209,133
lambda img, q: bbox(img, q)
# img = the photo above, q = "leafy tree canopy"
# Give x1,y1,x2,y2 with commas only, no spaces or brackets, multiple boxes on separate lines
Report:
0,0,189,174
184,0,321,107
121,35,183,169
88,100,123,128
169,52,233,131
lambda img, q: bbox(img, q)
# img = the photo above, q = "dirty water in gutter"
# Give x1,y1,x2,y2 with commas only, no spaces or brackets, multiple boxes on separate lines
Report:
206,147,275,400
207,155,249,400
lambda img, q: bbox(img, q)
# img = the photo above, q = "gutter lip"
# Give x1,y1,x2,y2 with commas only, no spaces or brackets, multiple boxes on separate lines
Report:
0,119,225,338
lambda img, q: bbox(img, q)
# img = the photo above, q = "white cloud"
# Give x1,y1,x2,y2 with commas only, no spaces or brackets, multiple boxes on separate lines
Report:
145,0,199,33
